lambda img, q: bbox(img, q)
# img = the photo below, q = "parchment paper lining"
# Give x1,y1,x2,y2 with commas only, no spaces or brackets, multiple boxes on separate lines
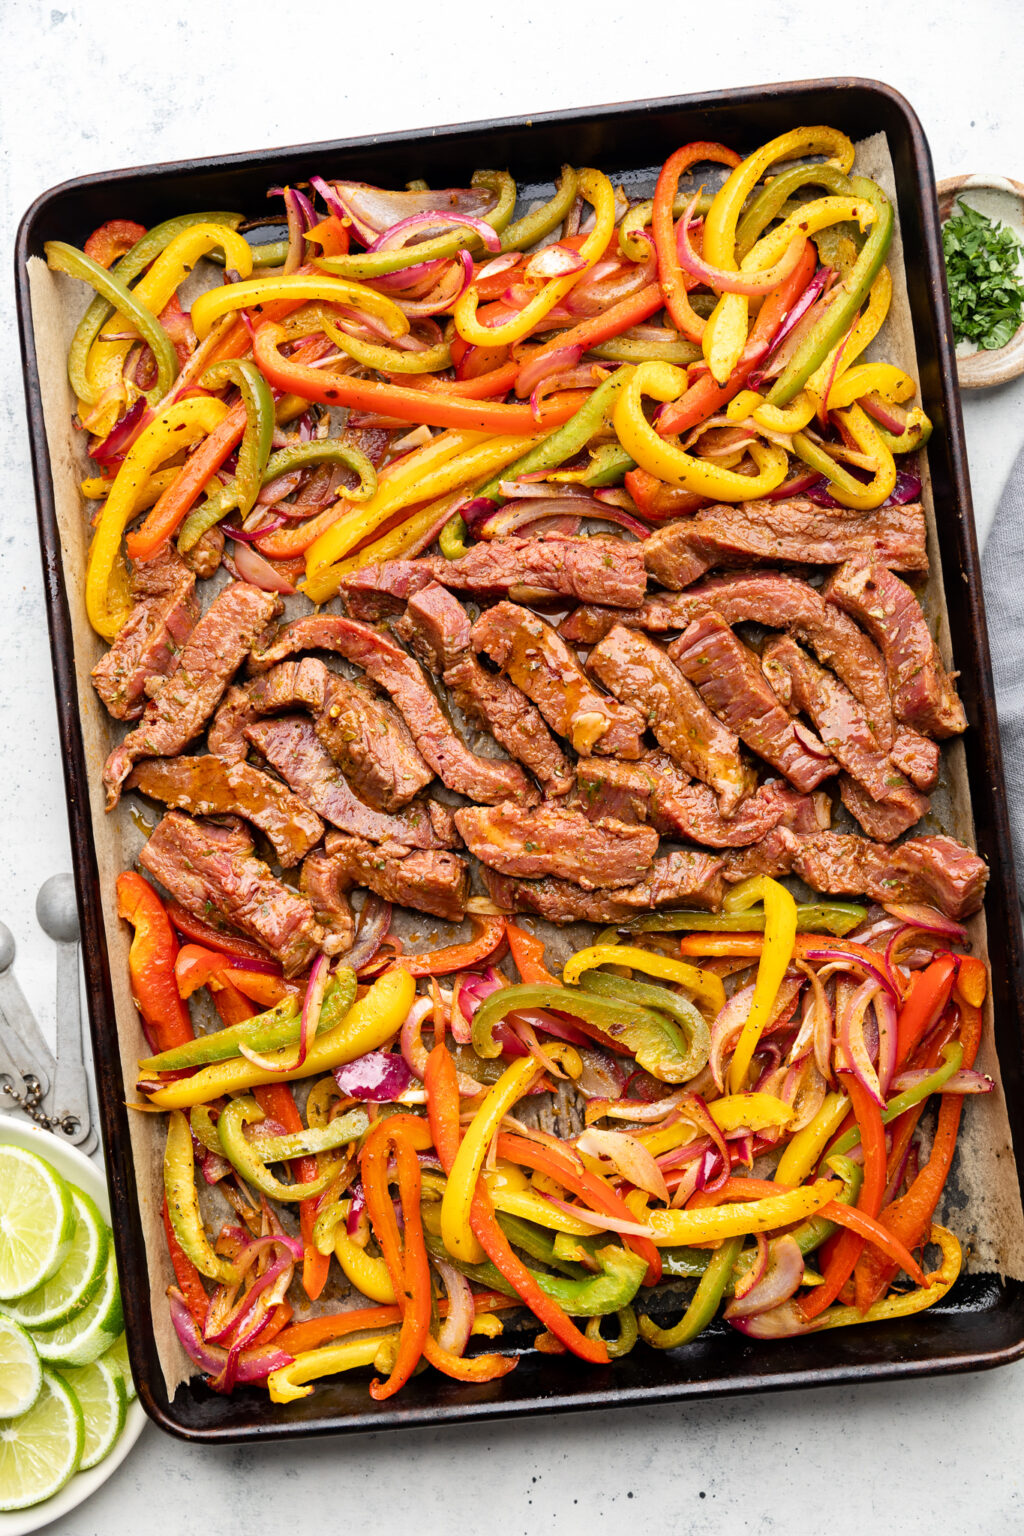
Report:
25,129,1024,1400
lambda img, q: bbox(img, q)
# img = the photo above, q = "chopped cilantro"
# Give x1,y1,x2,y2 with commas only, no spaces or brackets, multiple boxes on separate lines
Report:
942,199,1024,350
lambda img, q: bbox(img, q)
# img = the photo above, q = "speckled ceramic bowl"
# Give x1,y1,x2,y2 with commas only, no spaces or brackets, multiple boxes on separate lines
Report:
937,174,1024,388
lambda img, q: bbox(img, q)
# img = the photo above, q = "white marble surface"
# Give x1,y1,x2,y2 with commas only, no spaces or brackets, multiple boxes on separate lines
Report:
3,0,1024,1529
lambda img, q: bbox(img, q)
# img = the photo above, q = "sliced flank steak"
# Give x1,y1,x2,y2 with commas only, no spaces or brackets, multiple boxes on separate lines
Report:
91,547,199,722
208,685,259,766
454,801,659,889
320,831,469,922
483,846,727,922
299,850,355,955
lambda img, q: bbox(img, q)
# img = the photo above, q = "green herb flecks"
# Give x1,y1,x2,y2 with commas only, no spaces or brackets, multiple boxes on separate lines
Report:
942,200,1024,351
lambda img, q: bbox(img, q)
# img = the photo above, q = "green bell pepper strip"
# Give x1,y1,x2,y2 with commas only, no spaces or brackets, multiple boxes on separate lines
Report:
590,334,702,365
574,443,636,485
619,192,714,262
322,317,452,374
438,515,471,559
586,1304,638,1358
188,1104,222,1156
825,1043,965,1163
498,166,579,251
766,175,894,407
177,359,275,551
46,239,180,405
475,368,633,504
551,1229,606,1271
624,902,867,937
495,1212,592,1278
67,211,243,405
259,439,378,499
470,980,674,1066
735,163,856,258
578,970,711,1082
638,1235,742,1349
216,1096,336,1201
251,1107,369,1163
164,1109,240,1283
207,237,289,269
872,412,933,454
424,1230,648,1316
314,170,516,278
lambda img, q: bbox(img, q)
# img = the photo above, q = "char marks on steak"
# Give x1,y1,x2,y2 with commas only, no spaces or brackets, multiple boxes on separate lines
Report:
250,614,536,806
102,583,282,808
245,716,454,849
824,558,967,739
127,755,324,867
785,831,987,921
397,582,574,796
321,831,469,922
91,547,199,722
454,801,658,888
484,846,727,922
139,811,323,974
299,850,355,955
669,615,837,793
339,535,647,609
643,498,929,590
471,602,646,758
587,624,755,814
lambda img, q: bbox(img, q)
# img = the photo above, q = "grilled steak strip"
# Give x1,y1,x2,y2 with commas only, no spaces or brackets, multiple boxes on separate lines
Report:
454,801,658,889
761,635,929,839
824,558,967,739
247,658,328,715
397,582,574,796
91,549,198,722
208,685,259,765
587,624,754,814
299,851,355,955
127,755,325,867
643,498,929,590
889,731,941,794
103,583,282,809
321,831,469,922
245,717,455,849
668,615,837,793
837,777,925,843
787,830,986,920
139,812,323,975
471,602,646,758
339,535,647,609
483,847,727,922
250,614,536,806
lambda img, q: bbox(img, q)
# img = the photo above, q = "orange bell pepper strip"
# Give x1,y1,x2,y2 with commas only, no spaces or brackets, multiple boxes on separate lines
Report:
894,955,958,1071
116,873,194,1053
656,239,816,436
652,143,742,343
425,1044,608,1364
252,1083,330,1301
397,361,521,399
623,467,707,522
253,322,586,434
679,933,892,972
400,917,506,978
305,216,350,257
524,283,665,372
819,1202,927,1286
174,944,235,999
507,923,557,985
209,979,257,1028
801,1075,887,1320
161,1195,209,1327
360,1116,432,1399
125,400,247,561
954,954,987,1009
84,219,148,268
277,1306,403,1356
220,969,297,1009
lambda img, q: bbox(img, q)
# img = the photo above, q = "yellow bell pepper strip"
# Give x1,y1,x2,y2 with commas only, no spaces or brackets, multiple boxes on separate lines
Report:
619,191,714,263
563,943,725,1015
578,971,711,1083
163,1109,240,1283
486,1186,600,1236
825,361,916,411
743,196,876,275
805,265,893,402
767,176,894,406
634,1177,841,1248
775,1092,850,1186
441,1056,542,1262
215,1096,348,1201
45,239,181,405
85,395,229,639
310,486,466,577
190,271,409,341
322,317,452,374
636,1093,794,1159
333,1226,397,1305
652,142,742,342
172,360,275,554
726,387,817,433
734,162,857,258
453,168,616,347
613,360,788,499
792,402,897,511
869,403,933,454
638,1235,743,1349
727,878,797,1094
81,467,180,514
268,1332,399,1403
143,965,415,1109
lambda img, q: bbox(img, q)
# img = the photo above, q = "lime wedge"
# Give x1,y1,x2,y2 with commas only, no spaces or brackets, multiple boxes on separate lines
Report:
0,1369,83,1511
3,1190,109,1331
32,1250,123,1368
0,1147,75,1301
102,1333,137,1403
0,1316,42,1418
57,1359,127,1471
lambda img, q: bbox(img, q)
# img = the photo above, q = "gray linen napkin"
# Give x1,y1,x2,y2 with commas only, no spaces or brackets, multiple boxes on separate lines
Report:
981,443,1024,886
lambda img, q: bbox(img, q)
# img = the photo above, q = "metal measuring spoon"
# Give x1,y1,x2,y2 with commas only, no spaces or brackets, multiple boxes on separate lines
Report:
35,876,92,1147
0,921,54,1096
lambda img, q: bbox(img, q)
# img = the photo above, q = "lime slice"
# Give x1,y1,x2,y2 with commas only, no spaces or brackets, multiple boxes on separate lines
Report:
0,1147,75,1301
0,1370,83,1511
3,1190,109,1331
0,1316,42,1418
32,1250,123,1368
102,1333,137,1403
57,1359,127,1471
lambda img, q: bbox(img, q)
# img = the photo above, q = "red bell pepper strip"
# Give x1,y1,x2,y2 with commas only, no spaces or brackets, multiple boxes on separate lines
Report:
687,1176,792,1208
425,1044,609,1364
164,901,280,970
396,361,522,399
252,1083,329,1301
801,1074,886,1320
623,467,707,522
209,979,258,1028
253,322,586,434
451,336,511,378
657,240,817,436
125,400,247,561
507,923,557,985
175,944,234,999
400,917,506,978
652,143,742,342
894,955,958,1071
819,1202,927,1285
116,872,194,1054
161,1195,209,1326
84,220,148,269
525,284,666,372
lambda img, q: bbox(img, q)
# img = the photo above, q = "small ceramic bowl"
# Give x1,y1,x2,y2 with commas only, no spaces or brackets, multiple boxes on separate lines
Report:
936,174,1024,389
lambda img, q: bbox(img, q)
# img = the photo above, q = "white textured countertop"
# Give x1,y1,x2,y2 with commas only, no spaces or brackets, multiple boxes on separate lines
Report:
4,2,1024,1530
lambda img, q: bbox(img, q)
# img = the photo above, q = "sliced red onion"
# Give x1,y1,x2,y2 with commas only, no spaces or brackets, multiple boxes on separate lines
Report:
802,946,898,1001
347,1183,366,1236
474,503,582,539
335,895,392,974
747,265,833,389
456,968,506,1032
539,1193,654,1238
309,175,347,220
882,902,966,942
892,1067,994,1095
229,540,296,595
372,258,450,292
400,995,435,1080
476,252,520,284
167,1289,293,1382
392,251,473,318
837,978,885,1106
334,1049,413,1102
514,344,583,401
762,468,822,501
576,1127,669,1202
516,1008,590,1049
523,243,587,280
205,1248,297,1345
725,1235,805,1320
780,1053,828,1133
874,988,898,1099
91,397,148,465
575,1046,630,1100
731,1231,769,1302
804,467,923,511
728,1299,820,1338
222,515,287,543
320,181,498,247
433,1258,475,1356
371,210,501,256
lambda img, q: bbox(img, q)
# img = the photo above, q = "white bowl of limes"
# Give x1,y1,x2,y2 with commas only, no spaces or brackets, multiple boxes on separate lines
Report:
0,1119,146,1534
